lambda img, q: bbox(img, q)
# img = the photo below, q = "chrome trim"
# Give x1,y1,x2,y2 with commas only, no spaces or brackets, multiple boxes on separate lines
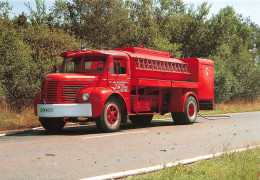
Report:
37,103,92,117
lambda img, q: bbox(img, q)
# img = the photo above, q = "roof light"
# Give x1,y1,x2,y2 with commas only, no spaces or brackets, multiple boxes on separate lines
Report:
81,43,86,51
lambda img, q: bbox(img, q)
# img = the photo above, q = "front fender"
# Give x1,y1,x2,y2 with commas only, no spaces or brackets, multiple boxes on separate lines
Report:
77,87,116,117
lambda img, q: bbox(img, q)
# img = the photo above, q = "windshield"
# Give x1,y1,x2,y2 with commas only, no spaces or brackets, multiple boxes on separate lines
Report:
61,56,107,73
61,57,81,73
83,56,106,71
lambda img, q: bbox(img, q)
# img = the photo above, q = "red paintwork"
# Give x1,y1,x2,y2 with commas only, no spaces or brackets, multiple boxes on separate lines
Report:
180,58,214,100
34,46,214,119
45,73,99,81
132,101,151,112
106,104,119,125
188,103,195,117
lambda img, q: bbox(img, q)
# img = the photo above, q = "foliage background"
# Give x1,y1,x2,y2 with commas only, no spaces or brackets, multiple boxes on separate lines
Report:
0,0,260,111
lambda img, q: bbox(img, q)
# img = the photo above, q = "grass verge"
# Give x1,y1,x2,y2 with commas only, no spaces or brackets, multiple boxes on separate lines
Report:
0,107,40,131
201,99,260,115
134,147,260,180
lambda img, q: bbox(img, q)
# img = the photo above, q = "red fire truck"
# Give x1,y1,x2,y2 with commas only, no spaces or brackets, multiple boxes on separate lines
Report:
34,46,214,132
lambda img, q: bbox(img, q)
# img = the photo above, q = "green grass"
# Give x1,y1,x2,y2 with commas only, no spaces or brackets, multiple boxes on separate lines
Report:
134,147,260,180
153,114,172,119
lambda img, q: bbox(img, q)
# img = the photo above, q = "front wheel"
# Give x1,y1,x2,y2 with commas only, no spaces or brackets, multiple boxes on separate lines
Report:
171,96,198,125
95,97,122,132
40,118,66,132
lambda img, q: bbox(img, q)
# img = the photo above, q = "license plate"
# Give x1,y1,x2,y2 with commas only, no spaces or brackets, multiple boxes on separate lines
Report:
40,108,53,113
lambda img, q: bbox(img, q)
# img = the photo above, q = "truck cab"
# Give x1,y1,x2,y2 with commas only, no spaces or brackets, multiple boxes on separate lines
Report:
35,50,131,132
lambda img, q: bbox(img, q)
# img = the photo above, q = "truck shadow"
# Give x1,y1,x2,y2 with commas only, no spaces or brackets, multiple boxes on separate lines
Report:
5,119,200,137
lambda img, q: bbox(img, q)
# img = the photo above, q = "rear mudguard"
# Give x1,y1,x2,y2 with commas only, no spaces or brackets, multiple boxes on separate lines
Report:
182,92,199,112
169,89,199,112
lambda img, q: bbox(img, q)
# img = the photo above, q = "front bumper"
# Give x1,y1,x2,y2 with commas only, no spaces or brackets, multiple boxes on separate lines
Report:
37,104,92,118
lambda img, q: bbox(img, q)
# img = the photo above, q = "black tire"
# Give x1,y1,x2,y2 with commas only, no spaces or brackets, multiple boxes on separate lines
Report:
121,111,128,123
129,115,153,126
171,112,183,125
40,118,66,132
95,97,121,132
171,96,198,125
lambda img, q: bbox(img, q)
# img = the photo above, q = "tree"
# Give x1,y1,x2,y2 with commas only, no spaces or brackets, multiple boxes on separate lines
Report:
0,0,12,18
25,0,49,25
13,12,29,27
130,0,159,46
20,24,81,81
0,25,34,110
209,7,260,101
0,21,81,111
49,0,136,49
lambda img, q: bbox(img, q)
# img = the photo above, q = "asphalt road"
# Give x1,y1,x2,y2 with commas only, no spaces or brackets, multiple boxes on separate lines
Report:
0,112,259,180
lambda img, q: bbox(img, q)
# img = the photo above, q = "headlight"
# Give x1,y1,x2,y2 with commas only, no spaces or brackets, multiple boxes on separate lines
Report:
82,93,89,101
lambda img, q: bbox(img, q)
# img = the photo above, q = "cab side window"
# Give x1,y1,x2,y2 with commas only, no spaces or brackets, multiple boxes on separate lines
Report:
110,58,126,75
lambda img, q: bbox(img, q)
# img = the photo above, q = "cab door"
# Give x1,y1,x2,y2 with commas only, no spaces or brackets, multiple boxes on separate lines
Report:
107,56,131,111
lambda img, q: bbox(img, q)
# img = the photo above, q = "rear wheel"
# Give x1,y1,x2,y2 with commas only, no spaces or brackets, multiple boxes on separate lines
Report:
171,96,198,125
129,115,153,126
40,118,66,132
95,97,121,132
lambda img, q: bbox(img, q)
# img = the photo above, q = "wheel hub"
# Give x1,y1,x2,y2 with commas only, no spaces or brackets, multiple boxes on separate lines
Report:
188,103,195,117
106,104,119,125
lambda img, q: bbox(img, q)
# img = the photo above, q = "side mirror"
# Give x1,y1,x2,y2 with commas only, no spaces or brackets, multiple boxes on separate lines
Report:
53,64,60,73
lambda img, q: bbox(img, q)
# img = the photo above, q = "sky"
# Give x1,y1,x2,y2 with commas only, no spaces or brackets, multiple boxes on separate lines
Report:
7,0,260,26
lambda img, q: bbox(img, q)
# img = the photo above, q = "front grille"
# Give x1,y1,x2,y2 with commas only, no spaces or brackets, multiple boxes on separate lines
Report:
61,84,88,102
46,81,59,103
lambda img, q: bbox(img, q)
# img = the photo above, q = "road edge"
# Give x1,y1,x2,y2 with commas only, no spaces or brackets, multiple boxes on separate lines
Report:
80,145,260,180
0,128,40,137
0,123,78,137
